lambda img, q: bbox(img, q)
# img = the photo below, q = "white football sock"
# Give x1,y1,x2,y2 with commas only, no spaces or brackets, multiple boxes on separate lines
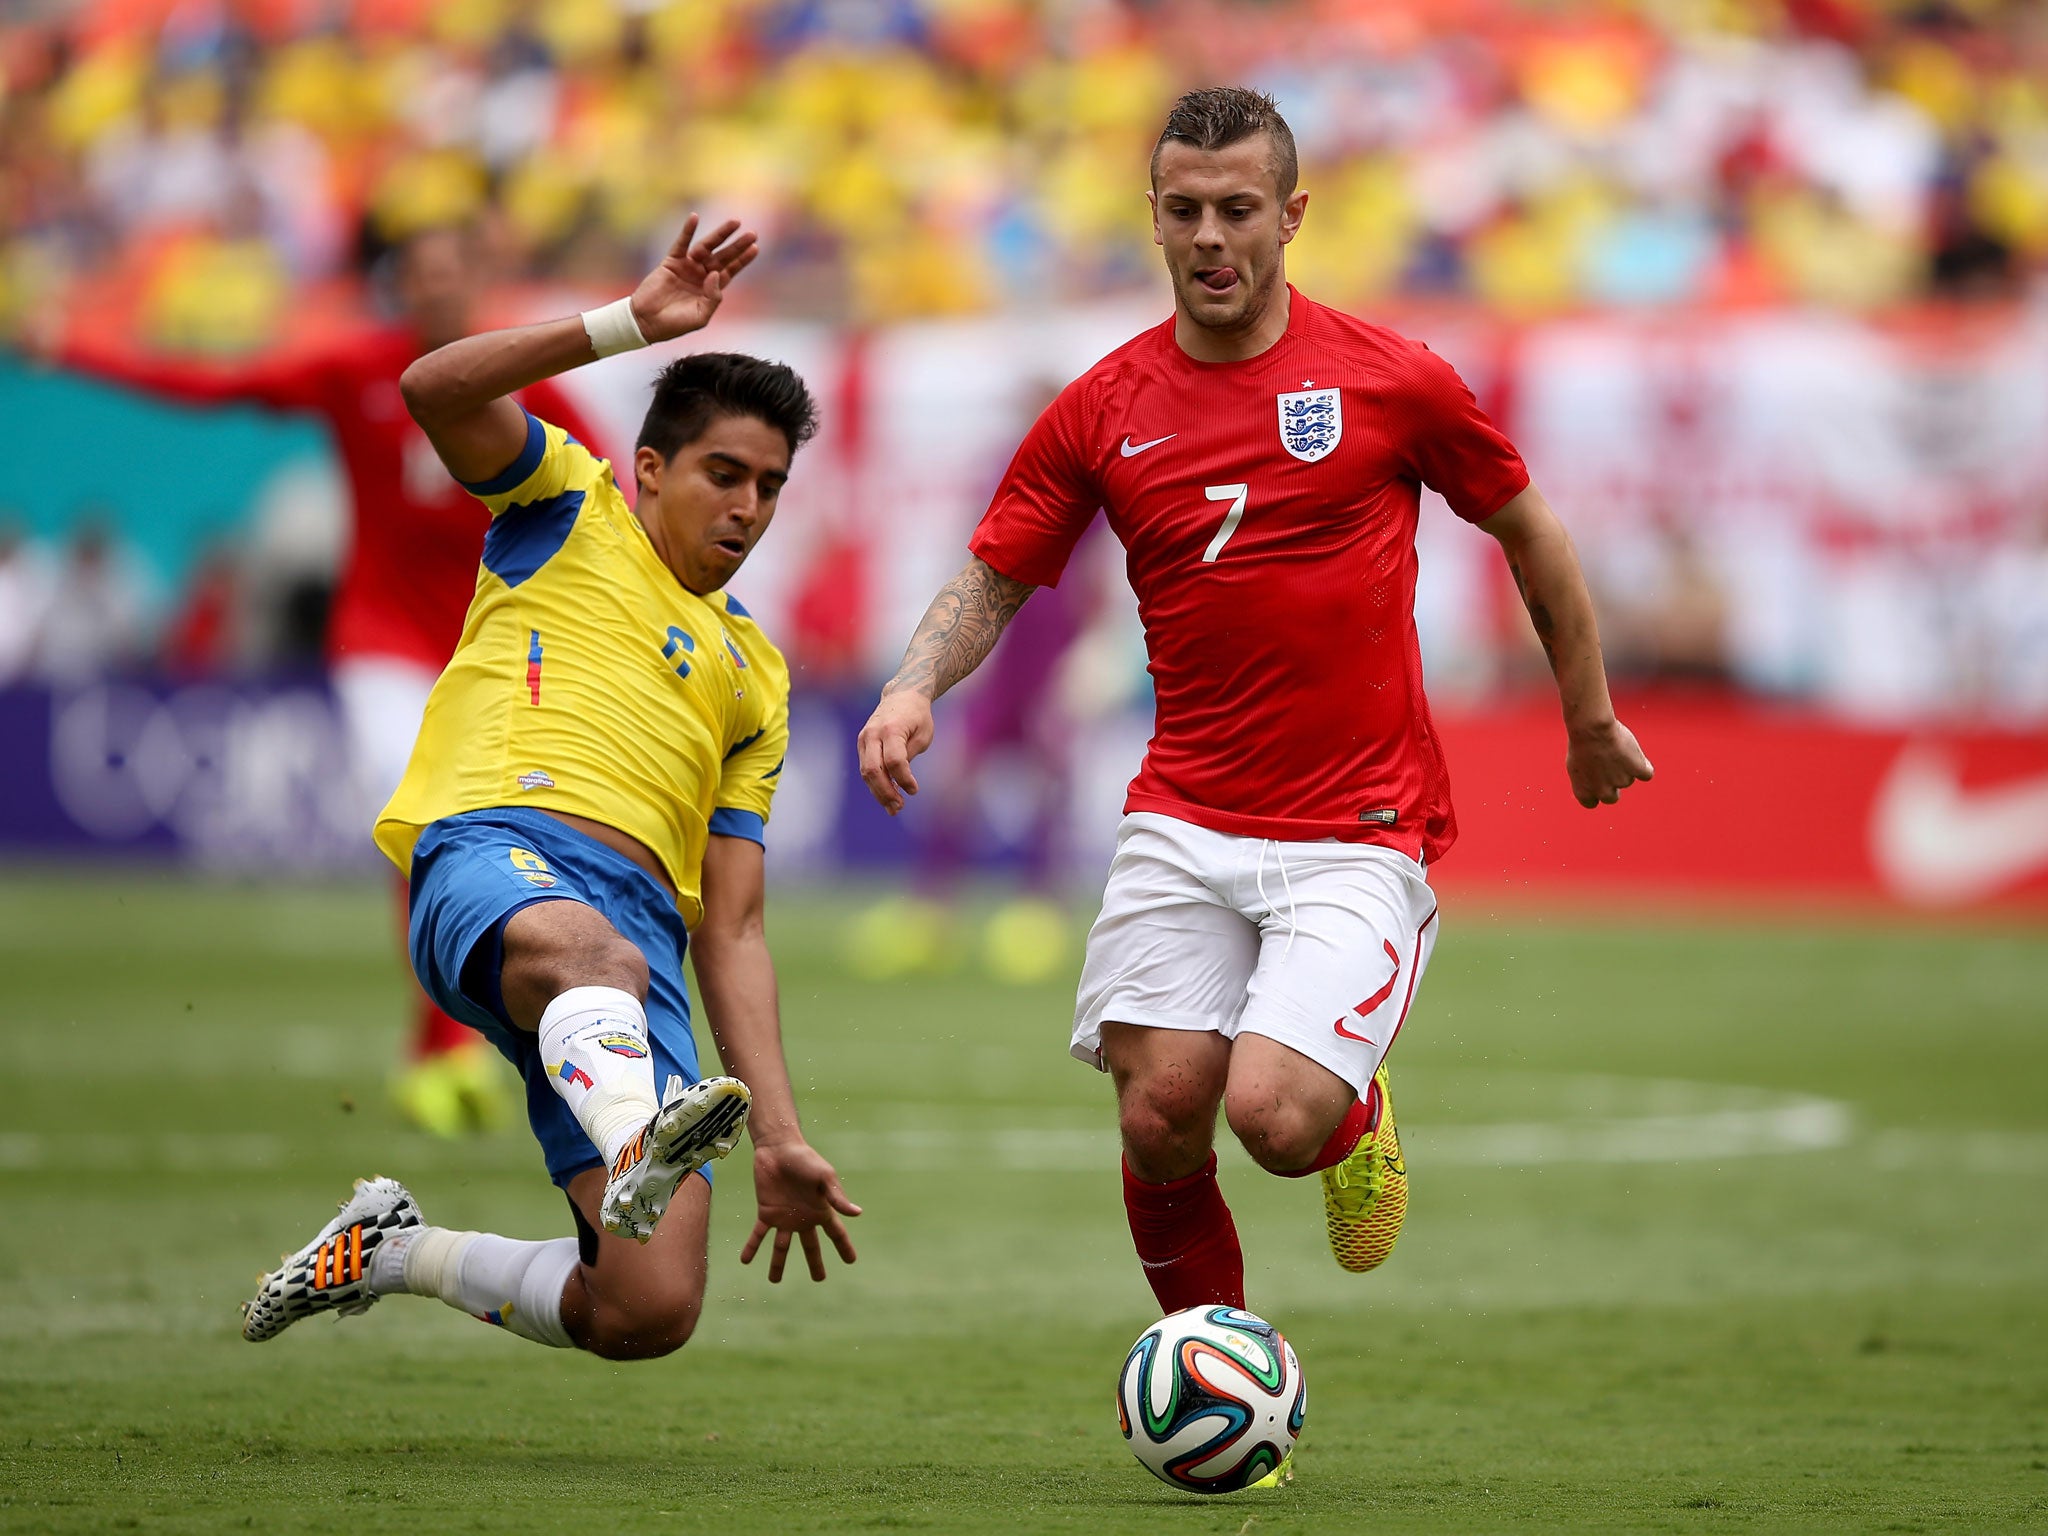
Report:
371,1226,577,1349
536,986,659,1167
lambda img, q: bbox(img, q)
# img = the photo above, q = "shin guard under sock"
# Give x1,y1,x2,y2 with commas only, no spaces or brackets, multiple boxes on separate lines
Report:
536,986,658,1166
1122,1153,1246,1313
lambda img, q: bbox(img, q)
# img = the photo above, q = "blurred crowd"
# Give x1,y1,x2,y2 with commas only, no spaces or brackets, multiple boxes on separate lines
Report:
0,517,332,684
0,522,153,684
4,0,2046,724
2,0,2046,344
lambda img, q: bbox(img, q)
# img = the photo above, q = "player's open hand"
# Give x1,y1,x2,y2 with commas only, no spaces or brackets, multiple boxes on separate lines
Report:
741,1138,861,1283
628,214,759,344
1566,716,1654,807
856,690,935,815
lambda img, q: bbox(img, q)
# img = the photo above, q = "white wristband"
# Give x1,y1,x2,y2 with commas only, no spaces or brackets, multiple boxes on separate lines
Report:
581,296,648,359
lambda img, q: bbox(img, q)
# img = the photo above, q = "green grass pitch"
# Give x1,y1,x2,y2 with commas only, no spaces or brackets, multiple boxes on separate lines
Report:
1,870,2045,1533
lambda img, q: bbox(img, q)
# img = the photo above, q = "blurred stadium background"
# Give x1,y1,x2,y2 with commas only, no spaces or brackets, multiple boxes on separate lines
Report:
0,0,2044,911
3,3,2047,1530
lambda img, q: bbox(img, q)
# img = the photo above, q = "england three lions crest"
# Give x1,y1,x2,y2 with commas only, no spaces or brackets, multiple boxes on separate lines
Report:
1278,386,1342,463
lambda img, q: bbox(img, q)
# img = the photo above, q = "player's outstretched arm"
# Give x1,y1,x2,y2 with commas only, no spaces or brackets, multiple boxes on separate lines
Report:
399,214,759,485
34,332,329,413
1479,485,1654,808
692,833,860,1283
856,556,1036,814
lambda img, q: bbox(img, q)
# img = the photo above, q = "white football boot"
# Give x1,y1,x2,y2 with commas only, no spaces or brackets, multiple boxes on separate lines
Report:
241,1176,423,1342
600,1076,752,1242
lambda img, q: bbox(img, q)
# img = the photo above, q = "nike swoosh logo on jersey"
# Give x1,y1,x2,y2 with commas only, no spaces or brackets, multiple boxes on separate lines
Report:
1870,744,2048,904
1120,434,1177,457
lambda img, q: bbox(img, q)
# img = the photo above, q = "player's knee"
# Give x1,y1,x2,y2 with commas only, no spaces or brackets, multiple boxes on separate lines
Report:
581,1284,703,1362
502,911,649,1018
585,932,649,997
1118,1080,1216,1174
1224,1089,1327,1174
546,928,646,1000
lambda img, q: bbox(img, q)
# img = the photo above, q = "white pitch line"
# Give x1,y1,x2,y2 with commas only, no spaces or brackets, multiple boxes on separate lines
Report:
0,1131,289,1172
814,1098,1858,1174
1866,1126,2048,1175
24,1095,2048,1178
1418,1101,1855,1166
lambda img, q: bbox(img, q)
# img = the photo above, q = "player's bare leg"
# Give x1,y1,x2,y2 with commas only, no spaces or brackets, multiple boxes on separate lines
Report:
1101,1023,1244,1311
497,897,652,1024
500,901,750,1241
246,1167,715,1357
559,1163,711,1358
1105,1023,1230,1181
245,901,741,1348
1225,1032,1406,1273
1222,1033,1355,1173
243,894,739,1353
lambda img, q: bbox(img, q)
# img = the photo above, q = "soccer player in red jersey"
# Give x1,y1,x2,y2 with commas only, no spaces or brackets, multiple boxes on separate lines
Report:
58,227,609,1135
859,88,1652,1315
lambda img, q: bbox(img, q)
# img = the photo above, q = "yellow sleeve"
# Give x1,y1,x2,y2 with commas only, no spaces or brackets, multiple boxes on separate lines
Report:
707,641,788,847
459,409,606,518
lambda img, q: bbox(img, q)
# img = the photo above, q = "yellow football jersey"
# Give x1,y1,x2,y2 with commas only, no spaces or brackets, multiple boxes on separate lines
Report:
374,409,788,926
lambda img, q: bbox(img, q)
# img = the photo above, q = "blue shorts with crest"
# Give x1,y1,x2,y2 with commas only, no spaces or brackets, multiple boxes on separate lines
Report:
406,806,703,1190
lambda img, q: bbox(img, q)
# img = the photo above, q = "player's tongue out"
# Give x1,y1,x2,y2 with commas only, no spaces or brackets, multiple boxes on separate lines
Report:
1197,266,1238,293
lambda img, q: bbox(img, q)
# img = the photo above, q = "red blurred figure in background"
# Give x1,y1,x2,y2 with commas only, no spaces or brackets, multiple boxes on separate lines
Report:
57,226,610,1137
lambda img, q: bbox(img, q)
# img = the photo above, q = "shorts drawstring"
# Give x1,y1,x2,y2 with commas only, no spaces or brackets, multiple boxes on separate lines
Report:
1254,838,1301,959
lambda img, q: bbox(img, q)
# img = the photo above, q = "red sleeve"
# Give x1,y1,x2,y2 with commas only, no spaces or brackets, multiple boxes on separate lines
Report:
967,380,1101,588
56,336,329,413
1397,343,1530,524
518,377,613,472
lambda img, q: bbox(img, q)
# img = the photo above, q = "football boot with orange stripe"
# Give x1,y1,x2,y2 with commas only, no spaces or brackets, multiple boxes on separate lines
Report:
241,1176,421,1342
600,1076,752,1242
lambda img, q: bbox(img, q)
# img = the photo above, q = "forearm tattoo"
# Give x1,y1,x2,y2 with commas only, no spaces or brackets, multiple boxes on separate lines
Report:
884,558,1035,701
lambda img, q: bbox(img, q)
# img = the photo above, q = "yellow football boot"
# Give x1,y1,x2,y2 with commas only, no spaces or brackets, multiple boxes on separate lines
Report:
1249,1452,1296,1489
1321,1066,1406,1273
392,1042,514,1139
980,896,1071,985
842,895,952,980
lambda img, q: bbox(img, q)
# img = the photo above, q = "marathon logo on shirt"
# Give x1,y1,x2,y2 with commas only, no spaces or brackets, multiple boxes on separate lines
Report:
1278,385,1342,463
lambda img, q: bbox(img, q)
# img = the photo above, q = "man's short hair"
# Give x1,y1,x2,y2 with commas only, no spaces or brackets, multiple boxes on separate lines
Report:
636,353,820,462
1150,87,1299,200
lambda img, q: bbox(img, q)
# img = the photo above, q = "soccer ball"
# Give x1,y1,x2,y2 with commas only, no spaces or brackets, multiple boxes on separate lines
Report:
1116,1304,1305,1493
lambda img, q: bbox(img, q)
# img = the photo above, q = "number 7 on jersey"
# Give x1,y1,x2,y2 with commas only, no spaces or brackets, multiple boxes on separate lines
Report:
1202,483,1249,563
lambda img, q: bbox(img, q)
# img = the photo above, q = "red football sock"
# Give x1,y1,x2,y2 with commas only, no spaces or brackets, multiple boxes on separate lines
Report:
412,994,478,1059
1278,1077,1381,1178
1122,1154,1246,1313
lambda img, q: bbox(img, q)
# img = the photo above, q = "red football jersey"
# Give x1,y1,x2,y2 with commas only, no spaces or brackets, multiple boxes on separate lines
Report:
63,329,605,670
969,287,1528,864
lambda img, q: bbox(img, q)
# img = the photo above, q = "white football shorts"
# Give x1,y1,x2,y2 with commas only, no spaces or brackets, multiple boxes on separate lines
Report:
1072,812,1439,1097
331,655,438,817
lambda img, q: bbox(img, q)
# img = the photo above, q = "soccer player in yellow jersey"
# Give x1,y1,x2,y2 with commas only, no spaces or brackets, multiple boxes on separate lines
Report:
242,217,861,1360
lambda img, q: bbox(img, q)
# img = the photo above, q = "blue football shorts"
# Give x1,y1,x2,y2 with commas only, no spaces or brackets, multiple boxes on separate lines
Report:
406,806,705,1190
